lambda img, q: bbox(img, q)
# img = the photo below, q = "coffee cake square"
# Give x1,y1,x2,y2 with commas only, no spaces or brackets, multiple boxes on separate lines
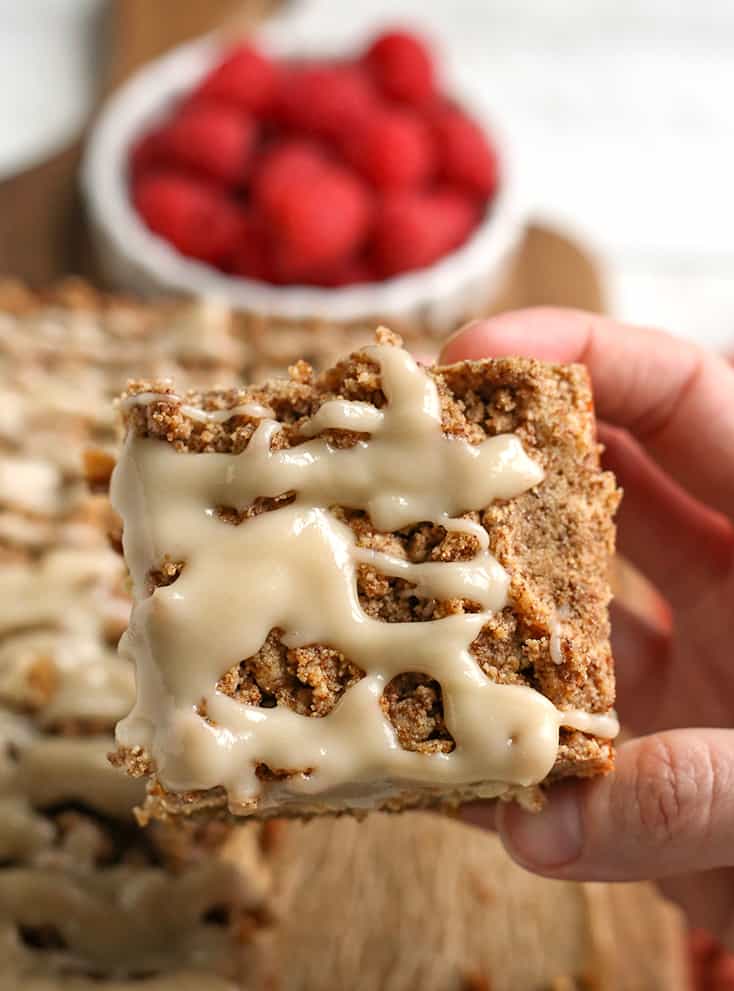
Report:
111,329,619,820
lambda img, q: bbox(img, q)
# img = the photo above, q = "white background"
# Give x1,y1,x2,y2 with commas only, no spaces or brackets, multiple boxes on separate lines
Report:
1,0,732,352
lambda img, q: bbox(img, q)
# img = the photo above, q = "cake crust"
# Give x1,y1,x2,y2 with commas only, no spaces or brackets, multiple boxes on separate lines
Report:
113,330,619,820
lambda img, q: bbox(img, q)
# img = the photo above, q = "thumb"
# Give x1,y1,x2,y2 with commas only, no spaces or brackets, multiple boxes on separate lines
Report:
472,730,734,882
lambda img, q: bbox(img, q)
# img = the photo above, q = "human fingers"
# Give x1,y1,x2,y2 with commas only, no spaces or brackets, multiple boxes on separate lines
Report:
489,729,734,882
441,310,734,520
600,423,734,606
608,599,671,733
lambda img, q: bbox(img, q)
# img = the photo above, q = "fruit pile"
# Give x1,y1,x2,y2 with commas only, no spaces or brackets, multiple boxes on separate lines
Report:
129,29,500,287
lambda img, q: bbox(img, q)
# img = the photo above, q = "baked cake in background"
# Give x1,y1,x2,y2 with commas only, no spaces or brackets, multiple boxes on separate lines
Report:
0,280,274,987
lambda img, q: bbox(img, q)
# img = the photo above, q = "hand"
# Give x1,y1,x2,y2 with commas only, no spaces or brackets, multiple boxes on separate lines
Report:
444,309,734,949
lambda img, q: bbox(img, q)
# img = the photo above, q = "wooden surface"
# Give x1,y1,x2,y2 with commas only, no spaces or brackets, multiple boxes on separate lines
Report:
252,814,687,991
490,222,605,317
0,142,86,287
104,0,280,92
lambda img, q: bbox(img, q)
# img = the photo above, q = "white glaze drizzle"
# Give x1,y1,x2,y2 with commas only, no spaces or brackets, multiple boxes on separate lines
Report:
112,343,619,812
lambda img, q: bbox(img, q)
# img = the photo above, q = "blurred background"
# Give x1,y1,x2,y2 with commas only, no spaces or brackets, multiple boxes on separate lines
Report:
0,0,732,348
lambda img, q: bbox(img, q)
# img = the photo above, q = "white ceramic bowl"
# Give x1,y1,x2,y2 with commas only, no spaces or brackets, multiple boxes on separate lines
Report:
82,31,524,335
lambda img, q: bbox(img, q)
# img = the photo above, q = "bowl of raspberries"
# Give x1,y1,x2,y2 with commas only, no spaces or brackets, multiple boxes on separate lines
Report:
83,26,520,334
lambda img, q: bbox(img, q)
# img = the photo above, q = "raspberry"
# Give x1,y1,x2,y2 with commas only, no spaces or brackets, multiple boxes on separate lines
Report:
276,65,377,139
129,129,166,181
133,172,243,265
132,30,499,286
305,257,376,288
371,189,477,277
251,141,330,214
229,212,274,282
159,104,256,187
344,109,435,190
192,43,278,115
363,29,435,107
431,107,499,198
259,163,371,281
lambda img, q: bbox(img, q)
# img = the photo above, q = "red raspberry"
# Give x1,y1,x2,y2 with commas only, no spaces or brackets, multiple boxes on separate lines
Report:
129,129,170,181
260,164,371,281
305,257,376,288
159,104,256,187
363,29,435,107
133,172,243,265
371,189,477,277
192,43,278,115
276,64,377,139
431,107,499,198
251,140,330,214
344,108,435,190
229,212,274,282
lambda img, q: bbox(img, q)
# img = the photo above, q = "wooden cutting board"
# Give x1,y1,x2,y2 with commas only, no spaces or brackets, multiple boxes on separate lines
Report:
253,814,688,991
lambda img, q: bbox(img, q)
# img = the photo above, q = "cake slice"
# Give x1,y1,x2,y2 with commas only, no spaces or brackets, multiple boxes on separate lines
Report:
111,329,620,819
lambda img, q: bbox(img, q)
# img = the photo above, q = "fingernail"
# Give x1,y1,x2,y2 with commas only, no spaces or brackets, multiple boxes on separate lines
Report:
439,319,482,360
450,318,482,340
499,785,584,869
